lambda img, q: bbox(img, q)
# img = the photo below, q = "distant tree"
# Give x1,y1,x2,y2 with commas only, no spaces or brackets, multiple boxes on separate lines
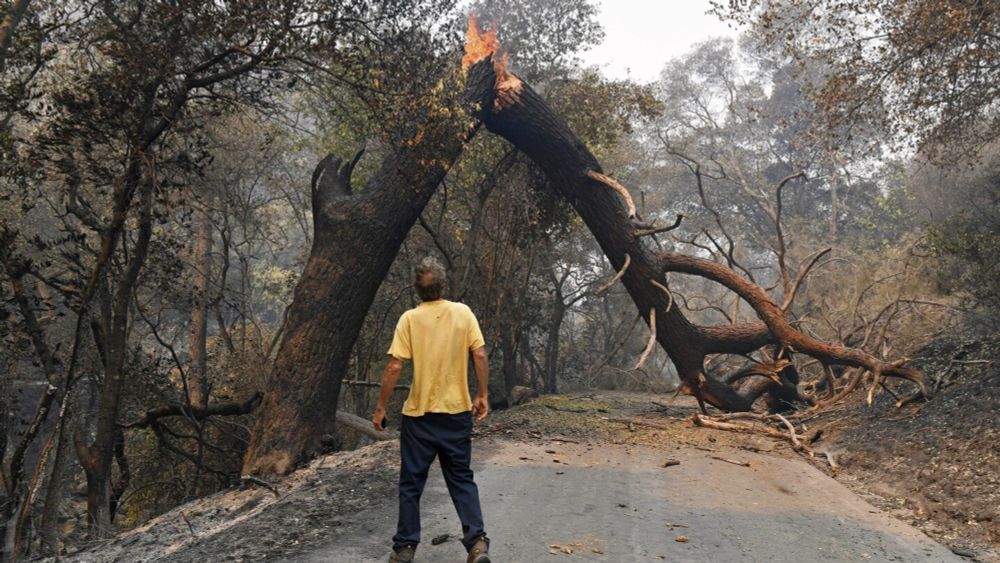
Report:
907,147,1000,324
715,0,1000,159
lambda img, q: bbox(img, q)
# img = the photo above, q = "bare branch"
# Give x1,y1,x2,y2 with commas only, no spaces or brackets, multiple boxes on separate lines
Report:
649,278,674,312
586,170,637,219
781,247,833,312
634,308,657,370
633,214,684,238
122,392,263,429
595,253,630,297
773,171,807,292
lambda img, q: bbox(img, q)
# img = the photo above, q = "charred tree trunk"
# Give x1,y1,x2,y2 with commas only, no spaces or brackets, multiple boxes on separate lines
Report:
500,325,519,396
75,152,155,538
241,62,496,477
470,73,758,409
543,299,565,394
241,150,451,476
38,395,75,556
187,203,213,410
467,50,927,412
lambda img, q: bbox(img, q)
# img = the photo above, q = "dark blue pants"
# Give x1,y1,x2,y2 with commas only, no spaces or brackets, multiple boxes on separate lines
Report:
393,411,487,552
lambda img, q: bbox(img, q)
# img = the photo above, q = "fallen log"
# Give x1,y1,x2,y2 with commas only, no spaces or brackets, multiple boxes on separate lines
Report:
342,380,411,391
335,411,398,441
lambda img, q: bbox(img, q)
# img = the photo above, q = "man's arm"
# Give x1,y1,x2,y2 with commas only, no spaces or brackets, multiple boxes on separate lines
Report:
471,346,489,422
372,356,404,431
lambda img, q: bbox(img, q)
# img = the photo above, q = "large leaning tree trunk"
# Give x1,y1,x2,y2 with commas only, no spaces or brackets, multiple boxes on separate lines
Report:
241,60,497,477
462,24,928,412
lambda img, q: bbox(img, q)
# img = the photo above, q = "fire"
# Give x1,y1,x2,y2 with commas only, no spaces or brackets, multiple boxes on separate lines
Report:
462,16,501,70
462,16,523,110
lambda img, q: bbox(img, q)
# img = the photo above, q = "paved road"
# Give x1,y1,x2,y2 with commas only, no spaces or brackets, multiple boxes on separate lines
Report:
296,439,961,563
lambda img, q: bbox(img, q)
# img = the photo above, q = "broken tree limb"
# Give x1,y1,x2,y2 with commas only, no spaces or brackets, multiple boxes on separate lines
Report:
342,380,410,391
649,278,674,312
691,413,832,466
813,367,864,409
335,411,397,441
633,214,684,238
585,170,637,218
595,253,630,297
634,308,657,370
658,251,928,397
711,455,750,467
461,32,794,411
691,413,791,441
123,392,263,429
468,64,753,410
773,413,807,454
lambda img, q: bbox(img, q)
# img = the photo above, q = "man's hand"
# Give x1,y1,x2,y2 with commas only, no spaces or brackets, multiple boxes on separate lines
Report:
471,346,489,423
472,395,489,423
372,405,387,432
373,357,404,432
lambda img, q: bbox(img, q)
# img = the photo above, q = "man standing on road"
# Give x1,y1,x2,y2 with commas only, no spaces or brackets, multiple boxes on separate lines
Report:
373,256,492,563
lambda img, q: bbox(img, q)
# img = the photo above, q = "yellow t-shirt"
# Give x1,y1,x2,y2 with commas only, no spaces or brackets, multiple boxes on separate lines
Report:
387,299,486,417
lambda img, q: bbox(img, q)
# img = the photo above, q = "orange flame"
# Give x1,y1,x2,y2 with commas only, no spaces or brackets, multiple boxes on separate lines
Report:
462,16,501,70
462,16,523,110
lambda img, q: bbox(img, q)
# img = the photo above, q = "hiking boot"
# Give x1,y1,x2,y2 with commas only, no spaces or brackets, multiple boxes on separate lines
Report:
389,544,415,563
467,536,490,563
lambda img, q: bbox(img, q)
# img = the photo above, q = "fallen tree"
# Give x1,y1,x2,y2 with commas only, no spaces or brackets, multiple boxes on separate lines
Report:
242,21,928,477
460,21,928,413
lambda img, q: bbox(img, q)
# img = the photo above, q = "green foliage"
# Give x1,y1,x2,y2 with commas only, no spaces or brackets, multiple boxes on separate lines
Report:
929,180,1000,318
549,69,662,156
716,0,1000,160
471,0,605,82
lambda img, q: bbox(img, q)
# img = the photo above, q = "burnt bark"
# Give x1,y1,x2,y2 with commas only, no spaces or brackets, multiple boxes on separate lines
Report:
240,150,448,476
241,61,496,477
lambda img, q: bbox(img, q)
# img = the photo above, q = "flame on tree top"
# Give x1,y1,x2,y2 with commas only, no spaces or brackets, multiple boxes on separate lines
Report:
462,16,523,110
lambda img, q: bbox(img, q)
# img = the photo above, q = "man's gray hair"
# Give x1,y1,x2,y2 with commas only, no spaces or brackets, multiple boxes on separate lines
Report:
414,256,447,301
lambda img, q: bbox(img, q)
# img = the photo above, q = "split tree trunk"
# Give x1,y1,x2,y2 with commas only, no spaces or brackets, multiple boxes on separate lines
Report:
241,61,496,477
469,58,927,411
